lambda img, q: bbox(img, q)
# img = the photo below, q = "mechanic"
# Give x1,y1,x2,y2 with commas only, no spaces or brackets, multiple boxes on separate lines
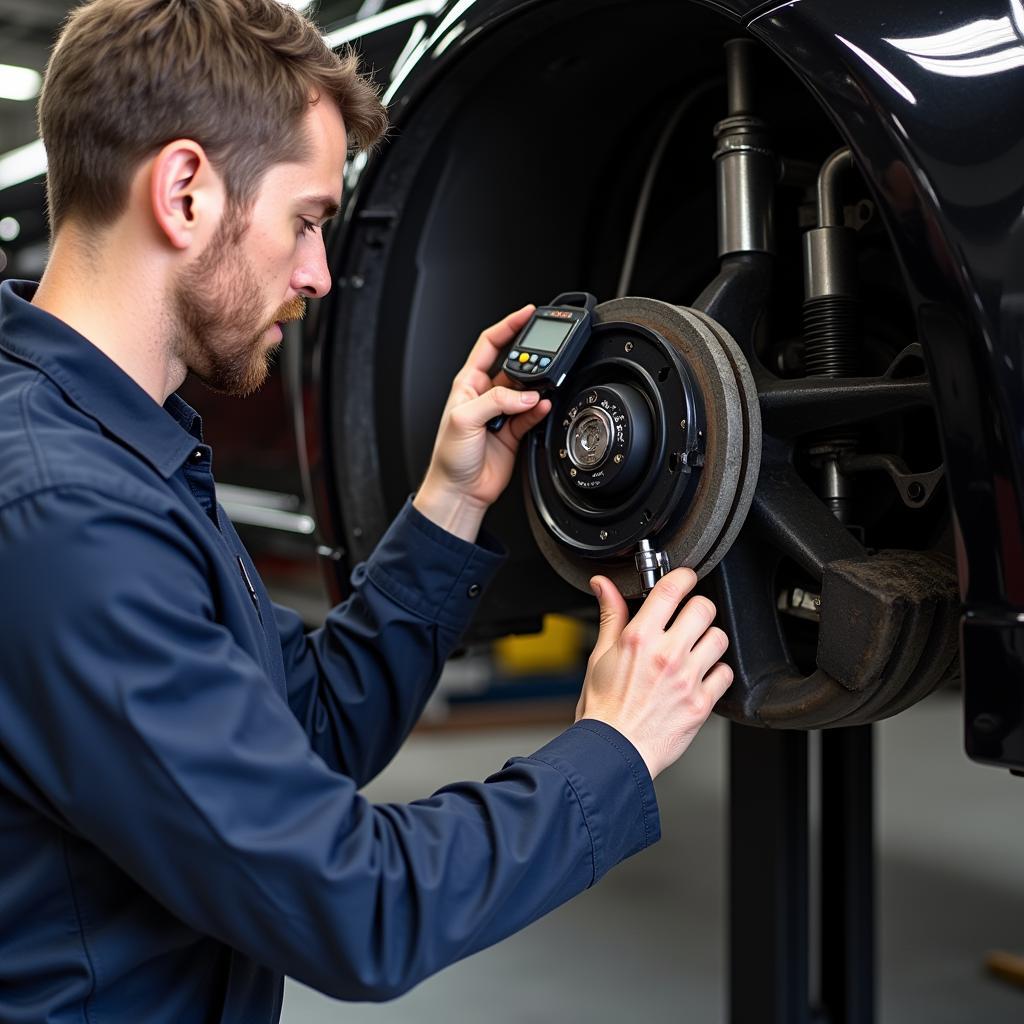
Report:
0,0,734,1020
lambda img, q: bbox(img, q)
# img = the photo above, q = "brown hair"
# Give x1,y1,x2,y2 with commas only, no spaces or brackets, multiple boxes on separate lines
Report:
38,0,388,234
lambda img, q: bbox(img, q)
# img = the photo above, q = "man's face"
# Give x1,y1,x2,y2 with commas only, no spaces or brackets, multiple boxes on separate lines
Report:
171,98,346,396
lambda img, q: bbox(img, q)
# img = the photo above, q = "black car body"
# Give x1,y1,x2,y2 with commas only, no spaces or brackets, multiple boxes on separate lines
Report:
302,0,1024,770
3,0,1021,769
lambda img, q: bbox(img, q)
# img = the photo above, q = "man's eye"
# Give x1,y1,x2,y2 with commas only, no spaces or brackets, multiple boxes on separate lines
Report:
300,219,319,236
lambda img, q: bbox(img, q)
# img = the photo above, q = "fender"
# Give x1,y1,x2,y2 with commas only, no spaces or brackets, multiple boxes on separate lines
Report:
304,0,1024,762
748,0,1024,767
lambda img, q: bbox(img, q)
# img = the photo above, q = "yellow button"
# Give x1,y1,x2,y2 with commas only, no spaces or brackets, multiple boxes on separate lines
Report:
518,352,530,363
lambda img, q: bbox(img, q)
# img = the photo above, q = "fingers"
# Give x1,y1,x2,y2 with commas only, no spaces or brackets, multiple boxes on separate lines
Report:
451,385,541,433
665,593,718,650
701,661,735,703
505,398,551,443
463,305,535,377
686,624,730,680
589,576,628,664
629,567,698,634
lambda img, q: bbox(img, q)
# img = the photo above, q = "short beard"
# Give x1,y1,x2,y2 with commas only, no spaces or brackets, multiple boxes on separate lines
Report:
171,208,303,398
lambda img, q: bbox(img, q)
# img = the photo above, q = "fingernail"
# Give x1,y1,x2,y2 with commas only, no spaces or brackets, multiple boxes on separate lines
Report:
521,391,539,404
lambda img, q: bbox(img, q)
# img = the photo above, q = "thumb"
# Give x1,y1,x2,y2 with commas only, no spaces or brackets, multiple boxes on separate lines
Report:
589,576,628,662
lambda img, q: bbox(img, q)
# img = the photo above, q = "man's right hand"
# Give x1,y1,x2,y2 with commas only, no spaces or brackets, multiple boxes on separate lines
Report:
576,568,733,780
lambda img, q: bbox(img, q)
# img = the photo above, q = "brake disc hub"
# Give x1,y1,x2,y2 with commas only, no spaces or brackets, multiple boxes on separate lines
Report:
558,383,653,495
526,296,762,599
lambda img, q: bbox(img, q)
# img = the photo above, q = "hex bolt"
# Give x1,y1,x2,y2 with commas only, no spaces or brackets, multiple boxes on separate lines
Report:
559,449,567,459
570,468,577,477
613,454,624,464
624,341,634,353
680,419,687,430
588,392,598,404
599,530,608,541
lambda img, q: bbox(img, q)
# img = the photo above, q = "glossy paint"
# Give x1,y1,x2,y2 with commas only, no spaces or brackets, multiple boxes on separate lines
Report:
748,0,1024,765
310,0,1024,765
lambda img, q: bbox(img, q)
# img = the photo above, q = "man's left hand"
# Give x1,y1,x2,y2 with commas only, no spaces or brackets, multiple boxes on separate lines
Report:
413,305,552,542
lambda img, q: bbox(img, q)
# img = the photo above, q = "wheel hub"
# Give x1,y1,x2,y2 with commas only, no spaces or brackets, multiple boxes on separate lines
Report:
525,296,762,599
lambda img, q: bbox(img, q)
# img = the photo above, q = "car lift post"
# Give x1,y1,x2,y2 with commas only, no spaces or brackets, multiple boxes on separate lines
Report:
729,721,875,1024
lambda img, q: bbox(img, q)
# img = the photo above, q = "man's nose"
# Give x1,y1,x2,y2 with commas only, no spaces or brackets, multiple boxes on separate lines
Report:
292,238,332,298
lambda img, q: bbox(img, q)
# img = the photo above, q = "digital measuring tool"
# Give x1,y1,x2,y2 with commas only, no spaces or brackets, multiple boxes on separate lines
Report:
486,291,597,433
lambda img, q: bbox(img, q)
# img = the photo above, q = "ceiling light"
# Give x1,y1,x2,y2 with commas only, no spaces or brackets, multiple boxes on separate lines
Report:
0,140,47,190
0,64,41,102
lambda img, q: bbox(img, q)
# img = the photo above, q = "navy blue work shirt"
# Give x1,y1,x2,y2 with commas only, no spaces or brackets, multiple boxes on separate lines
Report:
0,279,660,1023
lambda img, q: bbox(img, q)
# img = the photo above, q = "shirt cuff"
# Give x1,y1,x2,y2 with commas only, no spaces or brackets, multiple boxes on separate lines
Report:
361,497,507,633
516,719,661,885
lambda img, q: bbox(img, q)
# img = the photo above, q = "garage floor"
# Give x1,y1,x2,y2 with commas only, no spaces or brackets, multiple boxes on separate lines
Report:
281,687,1024,1023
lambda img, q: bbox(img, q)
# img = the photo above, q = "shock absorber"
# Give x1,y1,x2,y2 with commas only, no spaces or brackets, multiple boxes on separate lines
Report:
713,38,777,258
803,148,860,522
804,148,859,374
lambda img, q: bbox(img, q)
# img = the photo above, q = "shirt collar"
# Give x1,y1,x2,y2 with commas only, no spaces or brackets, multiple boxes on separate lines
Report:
0,279,202,478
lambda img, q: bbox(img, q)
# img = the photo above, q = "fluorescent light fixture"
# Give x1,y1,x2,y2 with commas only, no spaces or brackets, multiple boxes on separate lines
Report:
433,21,465,58
0,139,47,190
383,0,478,101
0,217,20,242
323,0,446,49
0,63,41,102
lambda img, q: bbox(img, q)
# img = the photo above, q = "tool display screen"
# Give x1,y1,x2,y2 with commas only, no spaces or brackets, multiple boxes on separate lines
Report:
522,317,573,354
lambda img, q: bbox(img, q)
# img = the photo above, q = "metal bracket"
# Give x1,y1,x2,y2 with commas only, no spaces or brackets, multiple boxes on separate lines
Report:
838,452,945,508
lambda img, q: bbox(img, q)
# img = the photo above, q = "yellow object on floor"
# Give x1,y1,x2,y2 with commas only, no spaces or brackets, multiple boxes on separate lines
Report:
492,615,585,675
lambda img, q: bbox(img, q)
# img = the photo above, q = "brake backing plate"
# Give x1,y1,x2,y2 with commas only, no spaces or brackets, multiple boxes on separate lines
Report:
524,296,762,599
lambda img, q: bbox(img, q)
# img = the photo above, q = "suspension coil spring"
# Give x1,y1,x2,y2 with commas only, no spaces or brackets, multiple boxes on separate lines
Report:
803,295,860,377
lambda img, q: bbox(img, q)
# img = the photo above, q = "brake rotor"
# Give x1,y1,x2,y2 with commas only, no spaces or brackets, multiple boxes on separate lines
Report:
525,296,762,599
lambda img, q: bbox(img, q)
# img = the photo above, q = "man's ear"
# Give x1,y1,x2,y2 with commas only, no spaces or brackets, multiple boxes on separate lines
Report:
149,139,224,250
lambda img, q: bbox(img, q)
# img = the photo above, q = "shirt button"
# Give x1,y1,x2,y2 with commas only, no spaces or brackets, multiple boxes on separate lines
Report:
467,583,481,598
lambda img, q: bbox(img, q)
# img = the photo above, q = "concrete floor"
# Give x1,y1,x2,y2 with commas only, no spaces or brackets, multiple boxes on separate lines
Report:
281,688,1024,1023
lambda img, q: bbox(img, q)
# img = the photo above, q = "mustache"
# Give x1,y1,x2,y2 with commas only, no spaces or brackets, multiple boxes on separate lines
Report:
271,295,307,326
